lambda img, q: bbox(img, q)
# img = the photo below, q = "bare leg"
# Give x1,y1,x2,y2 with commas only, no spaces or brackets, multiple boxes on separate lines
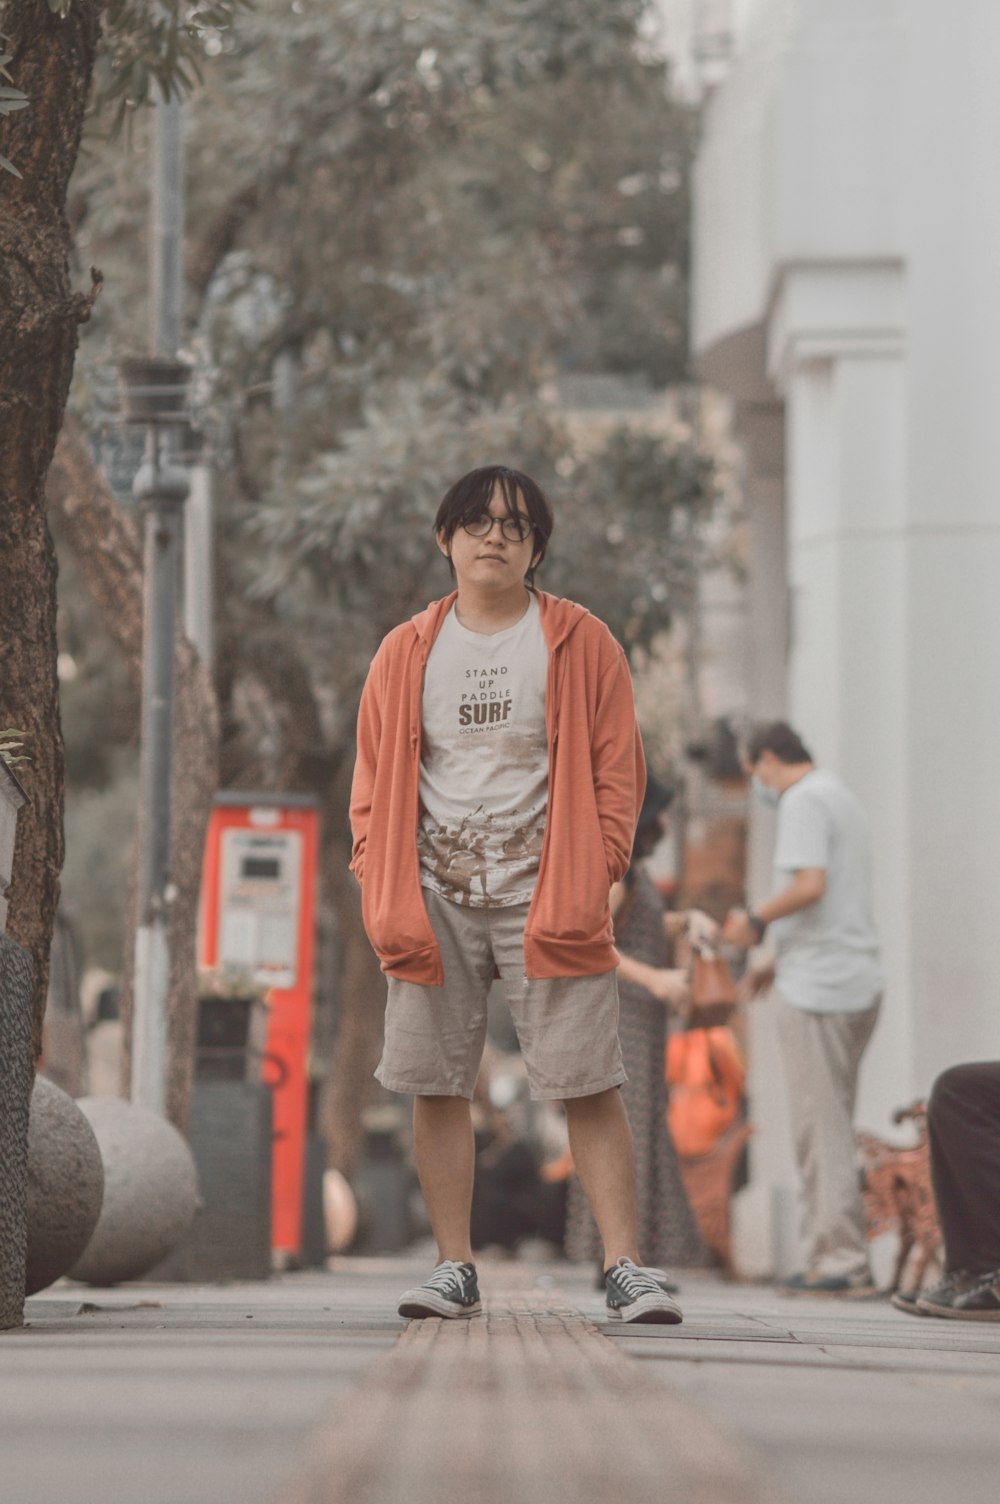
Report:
563,1087,640,1270
412,1094,476,1264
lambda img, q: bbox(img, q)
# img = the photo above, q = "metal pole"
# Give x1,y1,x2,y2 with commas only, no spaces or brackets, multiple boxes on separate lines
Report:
160,83,216,673
151,96,184,357
183,462,214,670
130,91,187,1112
131,437,187,1113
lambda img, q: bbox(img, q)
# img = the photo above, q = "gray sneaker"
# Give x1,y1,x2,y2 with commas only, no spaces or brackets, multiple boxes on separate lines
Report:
891,1269,975,1316
917,1268,1000,1322
605,1257,683,1324
397,1260,482,1320
594,1260,679,1293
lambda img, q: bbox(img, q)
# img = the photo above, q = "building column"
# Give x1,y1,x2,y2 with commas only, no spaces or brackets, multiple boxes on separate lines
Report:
901,0,1000,1085
782,342,913,1144
728,398,802,1278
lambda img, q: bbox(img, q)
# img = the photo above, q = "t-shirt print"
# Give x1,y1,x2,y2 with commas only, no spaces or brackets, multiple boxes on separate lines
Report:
459,661,513,730
417,597,549,908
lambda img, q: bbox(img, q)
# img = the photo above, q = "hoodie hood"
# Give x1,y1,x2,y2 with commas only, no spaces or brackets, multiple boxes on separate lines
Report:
410,589,589,654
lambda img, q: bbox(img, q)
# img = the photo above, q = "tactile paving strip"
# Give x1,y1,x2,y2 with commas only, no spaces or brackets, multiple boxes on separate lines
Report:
280,1280,776,1504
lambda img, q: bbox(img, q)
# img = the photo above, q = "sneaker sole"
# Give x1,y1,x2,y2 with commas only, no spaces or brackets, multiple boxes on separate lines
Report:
889,1292,927,1315
607,1292,683,1325
914,1300,1000,1322
397,1291,483,1320
782,1284,880,1300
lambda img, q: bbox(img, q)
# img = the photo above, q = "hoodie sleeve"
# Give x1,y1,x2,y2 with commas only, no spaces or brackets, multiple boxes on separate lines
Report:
591,644,646,883
349,649,385,883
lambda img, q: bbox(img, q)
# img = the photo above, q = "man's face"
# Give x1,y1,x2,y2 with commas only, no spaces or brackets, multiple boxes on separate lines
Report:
437,484,540,591
745,748,782,793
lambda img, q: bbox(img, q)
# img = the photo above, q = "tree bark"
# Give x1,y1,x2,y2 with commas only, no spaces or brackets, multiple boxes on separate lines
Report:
215,605,386,1178
319,772,386,1179
0,0,102,1055
187,181,262,296
47,423,219,1134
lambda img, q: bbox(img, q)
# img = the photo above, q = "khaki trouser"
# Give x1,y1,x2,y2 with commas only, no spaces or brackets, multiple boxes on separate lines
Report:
776,993,881,1281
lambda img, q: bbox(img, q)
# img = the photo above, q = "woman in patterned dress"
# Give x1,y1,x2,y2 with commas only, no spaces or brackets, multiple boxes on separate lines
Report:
565,777,716,1273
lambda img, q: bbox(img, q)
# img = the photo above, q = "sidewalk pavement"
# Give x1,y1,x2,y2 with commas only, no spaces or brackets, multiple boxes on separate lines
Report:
5,1253,999,1504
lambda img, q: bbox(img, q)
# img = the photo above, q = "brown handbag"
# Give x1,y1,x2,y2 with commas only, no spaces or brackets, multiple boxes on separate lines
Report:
686,945,739,1030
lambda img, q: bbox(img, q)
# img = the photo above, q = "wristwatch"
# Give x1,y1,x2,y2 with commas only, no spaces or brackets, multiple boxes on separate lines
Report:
747,909,767,942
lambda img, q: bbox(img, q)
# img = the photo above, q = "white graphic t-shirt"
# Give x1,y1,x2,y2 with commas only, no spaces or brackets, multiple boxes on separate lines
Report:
417,596,549,907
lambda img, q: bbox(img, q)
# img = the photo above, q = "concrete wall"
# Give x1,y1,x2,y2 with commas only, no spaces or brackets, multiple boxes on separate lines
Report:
693,0,1000,1275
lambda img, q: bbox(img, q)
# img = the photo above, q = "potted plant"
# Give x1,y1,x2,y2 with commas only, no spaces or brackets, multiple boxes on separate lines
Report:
195,966,270,1082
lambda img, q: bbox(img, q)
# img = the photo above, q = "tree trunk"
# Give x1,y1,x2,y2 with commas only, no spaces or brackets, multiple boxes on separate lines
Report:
47,423,219,1134
51,433,384,1155
215,608,386,1178
320,786,386,1179
0,0,102,1054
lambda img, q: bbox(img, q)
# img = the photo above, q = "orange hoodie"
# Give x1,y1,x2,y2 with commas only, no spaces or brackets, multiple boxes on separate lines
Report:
350,589,645,985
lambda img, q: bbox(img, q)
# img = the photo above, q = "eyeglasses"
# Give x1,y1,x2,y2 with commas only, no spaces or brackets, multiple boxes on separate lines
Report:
462,512,533,543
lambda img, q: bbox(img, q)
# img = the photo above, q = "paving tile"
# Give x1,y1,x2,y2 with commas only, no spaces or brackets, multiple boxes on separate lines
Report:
7,1259,1000,1504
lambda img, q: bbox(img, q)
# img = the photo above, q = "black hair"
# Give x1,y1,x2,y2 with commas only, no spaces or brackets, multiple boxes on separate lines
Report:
434,465,554,586
745,720,814,767
637,774,675,831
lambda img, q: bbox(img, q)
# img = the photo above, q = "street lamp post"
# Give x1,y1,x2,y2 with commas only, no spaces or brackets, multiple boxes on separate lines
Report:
116,77,191,1118
119,358,191,1115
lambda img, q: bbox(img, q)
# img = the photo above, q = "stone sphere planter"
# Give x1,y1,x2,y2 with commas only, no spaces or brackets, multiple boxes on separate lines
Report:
25,1077,105,1296
68,1098,198,1285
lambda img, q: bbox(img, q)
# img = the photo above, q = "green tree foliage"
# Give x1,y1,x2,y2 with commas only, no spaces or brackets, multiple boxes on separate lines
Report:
0,0,248,175
72,0,711,726
0,0,250,1094
61,0,725,1159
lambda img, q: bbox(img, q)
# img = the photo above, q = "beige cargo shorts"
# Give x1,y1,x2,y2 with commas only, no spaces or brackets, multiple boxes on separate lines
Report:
375,887,626,1102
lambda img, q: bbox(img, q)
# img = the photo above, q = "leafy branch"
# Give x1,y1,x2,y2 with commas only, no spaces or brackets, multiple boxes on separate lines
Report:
0,0,251,176
95,0,254,128
0,729,30,767
0,38,29,177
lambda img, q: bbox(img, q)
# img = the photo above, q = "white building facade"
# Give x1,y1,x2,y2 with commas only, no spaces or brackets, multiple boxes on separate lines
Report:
692,0,1000,1274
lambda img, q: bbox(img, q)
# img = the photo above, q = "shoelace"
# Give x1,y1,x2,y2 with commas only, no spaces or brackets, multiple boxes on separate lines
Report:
422,1260,471,1295
965,1268,1000,1297
922,1269,971,1301
611,1261,663,1298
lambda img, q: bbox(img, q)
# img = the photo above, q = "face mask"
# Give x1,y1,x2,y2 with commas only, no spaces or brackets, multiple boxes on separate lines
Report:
752,776,780,808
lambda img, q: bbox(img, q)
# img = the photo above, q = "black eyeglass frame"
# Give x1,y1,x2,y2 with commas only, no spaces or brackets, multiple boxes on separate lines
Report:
462,512,534,544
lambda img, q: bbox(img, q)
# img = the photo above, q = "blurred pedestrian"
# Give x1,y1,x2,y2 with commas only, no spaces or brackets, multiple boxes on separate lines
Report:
893,1062,1000,1320
350,464,683,1324
723,721,883,1295
565,776,714,1277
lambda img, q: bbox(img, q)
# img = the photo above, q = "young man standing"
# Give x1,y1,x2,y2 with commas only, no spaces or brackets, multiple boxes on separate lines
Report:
350,464,682,1324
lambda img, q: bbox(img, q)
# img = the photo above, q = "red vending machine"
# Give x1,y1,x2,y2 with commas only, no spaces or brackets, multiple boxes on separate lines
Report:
198,793,319,1257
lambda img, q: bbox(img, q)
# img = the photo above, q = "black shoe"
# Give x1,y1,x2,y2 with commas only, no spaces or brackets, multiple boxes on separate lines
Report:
891,1269,974,1317
594,1260,679,1294
397,1260,482,1320
917,1268,1000,1322
605,1257,683,1324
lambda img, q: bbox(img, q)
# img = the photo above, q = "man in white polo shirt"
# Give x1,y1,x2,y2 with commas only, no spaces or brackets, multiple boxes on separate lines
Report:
724,721,884,1295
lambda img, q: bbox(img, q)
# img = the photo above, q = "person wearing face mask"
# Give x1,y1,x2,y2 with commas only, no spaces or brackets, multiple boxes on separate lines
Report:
722,721,884,1296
